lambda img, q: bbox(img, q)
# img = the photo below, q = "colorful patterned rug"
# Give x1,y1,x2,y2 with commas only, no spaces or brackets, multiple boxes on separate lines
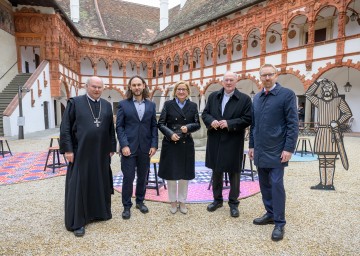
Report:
0,153,260,203
0,152,67,186
113,162,260,203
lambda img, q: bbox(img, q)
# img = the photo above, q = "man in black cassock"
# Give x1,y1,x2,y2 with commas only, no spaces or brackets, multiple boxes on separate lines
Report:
60,76,116,237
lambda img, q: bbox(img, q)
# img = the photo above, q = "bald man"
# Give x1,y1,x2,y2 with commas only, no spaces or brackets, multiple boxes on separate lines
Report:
60,76,116,237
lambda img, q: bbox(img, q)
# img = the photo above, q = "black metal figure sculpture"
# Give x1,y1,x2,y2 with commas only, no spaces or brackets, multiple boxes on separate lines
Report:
305,78,352,190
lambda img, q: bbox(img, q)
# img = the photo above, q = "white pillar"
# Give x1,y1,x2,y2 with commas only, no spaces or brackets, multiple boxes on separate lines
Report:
305,99,312,122
70,0,80,23
160,0,169,31
200,94,206,112
159,92,166,112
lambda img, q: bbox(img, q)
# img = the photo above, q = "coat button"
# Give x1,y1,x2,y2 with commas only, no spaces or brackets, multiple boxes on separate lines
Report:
183,141,185,144
175,142,177,144
175,118,177,120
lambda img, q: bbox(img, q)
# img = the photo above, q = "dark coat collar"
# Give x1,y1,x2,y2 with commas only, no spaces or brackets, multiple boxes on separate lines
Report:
261,83,282,97
216,88,241,100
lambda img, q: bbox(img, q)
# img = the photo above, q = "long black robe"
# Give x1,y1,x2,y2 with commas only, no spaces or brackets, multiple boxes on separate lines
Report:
60,95,116,231
202,88,252,173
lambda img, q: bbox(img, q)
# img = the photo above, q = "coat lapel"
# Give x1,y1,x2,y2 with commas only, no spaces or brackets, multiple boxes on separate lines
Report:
170,99,186,118
216,90,223,116
223,89,240,118
129,99,141,122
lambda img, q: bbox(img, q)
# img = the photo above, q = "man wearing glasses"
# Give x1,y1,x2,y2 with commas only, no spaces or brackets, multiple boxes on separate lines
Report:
249,64,298,241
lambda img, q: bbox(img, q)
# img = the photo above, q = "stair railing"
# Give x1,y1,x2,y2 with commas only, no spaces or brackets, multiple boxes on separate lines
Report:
0,62,17,81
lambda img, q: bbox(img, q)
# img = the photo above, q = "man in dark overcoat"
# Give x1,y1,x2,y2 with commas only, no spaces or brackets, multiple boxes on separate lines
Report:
202,70,252,218
249,64,298,241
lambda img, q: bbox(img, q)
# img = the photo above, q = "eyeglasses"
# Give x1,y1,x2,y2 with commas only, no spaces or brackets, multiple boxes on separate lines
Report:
260,73,275,78
176,88,188,92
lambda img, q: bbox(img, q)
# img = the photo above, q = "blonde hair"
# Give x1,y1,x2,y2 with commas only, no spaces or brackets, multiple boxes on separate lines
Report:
172,80,190,98
259,64,278,75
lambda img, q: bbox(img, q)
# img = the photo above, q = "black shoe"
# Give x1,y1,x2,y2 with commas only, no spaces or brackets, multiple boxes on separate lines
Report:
310,183,325,190
271,226,285,241
230,207,239,218
73,226,85,237
253,214,274,225
136,203,149,214
122,208,131,219
207,201,223,212
324,185,335,190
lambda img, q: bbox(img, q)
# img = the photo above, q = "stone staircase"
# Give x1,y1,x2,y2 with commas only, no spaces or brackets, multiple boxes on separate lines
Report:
0,73,32,136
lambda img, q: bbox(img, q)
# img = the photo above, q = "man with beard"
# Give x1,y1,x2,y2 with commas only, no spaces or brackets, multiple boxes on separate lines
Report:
60,76,116,237
305,78,352,190
116,75,158,219
249,64,298,241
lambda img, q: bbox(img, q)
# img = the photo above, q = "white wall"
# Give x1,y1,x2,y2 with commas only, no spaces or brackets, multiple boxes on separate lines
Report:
0,29,17,91
3,62,56,136
20,46,39,73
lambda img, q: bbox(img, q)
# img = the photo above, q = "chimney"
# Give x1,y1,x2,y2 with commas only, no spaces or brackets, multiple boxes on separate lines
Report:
180,0,187,9
160,0,169,31
70,0,80,23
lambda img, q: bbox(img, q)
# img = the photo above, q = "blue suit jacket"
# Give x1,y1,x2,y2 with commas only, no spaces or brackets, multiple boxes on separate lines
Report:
116,98,158,154
249,83,298,168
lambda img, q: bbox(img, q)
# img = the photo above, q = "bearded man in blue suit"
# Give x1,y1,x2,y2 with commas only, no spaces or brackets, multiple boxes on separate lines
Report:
116,75,158,220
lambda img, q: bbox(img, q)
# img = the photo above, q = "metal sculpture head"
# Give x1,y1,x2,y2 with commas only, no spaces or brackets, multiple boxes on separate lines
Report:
317,78,339,98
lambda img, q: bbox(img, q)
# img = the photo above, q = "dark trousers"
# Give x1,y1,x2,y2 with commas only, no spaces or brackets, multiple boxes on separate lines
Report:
121,149,150,208
212,171,240,207
258,167,286,227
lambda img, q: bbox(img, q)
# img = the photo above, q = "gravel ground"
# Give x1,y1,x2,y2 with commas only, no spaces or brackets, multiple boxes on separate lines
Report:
1,129,359,255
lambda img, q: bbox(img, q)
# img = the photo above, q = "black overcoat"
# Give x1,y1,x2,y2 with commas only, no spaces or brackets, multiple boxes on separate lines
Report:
202,88,252,173
158,99,200,180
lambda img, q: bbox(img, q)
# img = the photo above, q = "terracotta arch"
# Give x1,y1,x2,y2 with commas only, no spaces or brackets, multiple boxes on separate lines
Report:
150,88,164,98
286,13,309,28
231,34,245,42
264,21,283,33
238,73,261,90
112,59,123,67
216,36,227,46
313,4,339,18
108,87,125,99
203,43,214,53
308,60,360,89
98,58,109,69
189,81,201,93
245,27,261,39
203,78,222,94
81,56,96,68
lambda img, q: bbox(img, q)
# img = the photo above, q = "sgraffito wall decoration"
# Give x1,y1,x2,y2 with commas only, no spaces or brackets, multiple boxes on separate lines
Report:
0,1,15,35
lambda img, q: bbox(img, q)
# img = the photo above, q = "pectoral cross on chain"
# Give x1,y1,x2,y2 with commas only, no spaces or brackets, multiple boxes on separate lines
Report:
94,118,101,127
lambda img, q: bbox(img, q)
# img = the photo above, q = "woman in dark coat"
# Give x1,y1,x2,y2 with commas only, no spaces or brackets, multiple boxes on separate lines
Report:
158,81,200,214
